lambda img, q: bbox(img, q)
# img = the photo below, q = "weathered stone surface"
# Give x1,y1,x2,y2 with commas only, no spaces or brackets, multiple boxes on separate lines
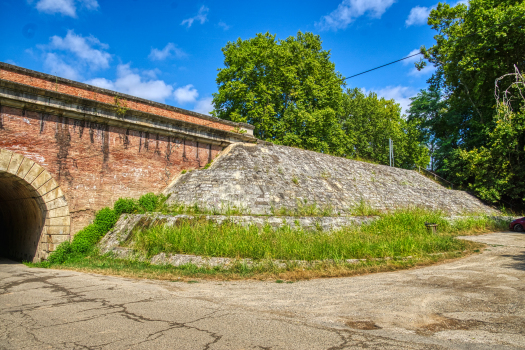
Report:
165,143,497,215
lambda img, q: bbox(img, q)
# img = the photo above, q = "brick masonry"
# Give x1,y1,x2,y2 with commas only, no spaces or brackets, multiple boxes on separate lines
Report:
0,105,221,234
0,65,241,133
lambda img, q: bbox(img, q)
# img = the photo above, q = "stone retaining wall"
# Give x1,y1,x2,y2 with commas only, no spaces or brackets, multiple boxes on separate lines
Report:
164,143,497,215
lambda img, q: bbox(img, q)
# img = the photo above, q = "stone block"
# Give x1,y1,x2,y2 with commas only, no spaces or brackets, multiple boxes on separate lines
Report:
24,163,44,185
47,235,71,251
45,225,70,235
37,178,59,196
0,148,13,172
42,187,64,203
7,152,24,175
32,171,52,190
47,216,71,227
16,157,35,179
46,206,70,218
45,196,69,210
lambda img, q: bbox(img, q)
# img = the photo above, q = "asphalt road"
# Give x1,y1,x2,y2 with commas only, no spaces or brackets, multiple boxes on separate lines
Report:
1,231,524,349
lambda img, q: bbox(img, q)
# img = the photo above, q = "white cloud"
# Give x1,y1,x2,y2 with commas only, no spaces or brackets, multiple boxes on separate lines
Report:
316,0,396,31
405,1,467,27
44,30,111,70
86,64,174,103
193,97,213,115
44,52,80,80
30,0,99,18
85,77,113,89
174,84,199,104
405,6,431,26
148,43,187,61
142,68,161,79
370,86,417,115
218,21,230,31
181,5,209,28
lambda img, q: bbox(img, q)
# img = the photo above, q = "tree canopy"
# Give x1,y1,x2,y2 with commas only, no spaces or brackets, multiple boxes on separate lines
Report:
213,31,429,169
409,0,525,207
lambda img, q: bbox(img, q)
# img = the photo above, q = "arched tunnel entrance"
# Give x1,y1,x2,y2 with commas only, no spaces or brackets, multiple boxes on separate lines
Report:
0,150,70,262
0,171,46,261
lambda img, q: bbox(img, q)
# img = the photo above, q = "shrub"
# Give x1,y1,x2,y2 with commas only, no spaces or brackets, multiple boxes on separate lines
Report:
47,241,72,264
70,224,103,254
139,193,159,212
114,198,138,216
94,207,118,232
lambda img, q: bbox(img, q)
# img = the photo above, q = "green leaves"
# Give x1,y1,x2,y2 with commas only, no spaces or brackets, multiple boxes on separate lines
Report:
212,31,348,155
411,0,525,208
212,31,428,168
342,88,430,169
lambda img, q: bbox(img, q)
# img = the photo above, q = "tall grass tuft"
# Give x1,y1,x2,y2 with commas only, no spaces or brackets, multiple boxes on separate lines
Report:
132,208,508,261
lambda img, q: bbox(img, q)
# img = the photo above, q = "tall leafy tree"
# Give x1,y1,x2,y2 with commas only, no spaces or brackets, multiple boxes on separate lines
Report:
343,88,430,169
410,0,525,207
212,31,429,169
211,31,349,155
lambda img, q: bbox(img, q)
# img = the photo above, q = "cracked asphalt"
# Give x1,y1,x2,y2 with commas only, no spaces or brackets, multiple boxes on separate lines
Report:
1,231,524,349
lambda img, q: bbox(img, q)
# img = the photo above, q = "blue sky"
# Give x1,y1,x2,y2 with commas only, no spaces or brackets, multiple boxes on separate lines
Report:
1,0,461,115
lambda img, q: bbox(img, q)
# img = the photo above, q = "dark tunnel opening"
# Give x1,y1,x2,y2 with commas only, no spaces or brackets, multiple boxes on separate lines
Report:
0,171,46,262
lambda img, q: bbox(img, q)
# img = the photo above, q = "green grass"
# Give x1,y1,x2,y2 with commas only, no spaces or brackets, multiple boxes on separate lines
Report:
34,249,472,282
131,208,507,261
29,190,511,281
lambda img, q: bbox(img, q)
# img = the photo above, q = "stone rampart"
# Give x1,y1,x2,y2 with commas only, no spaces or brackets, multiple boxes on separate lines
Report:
164,143,496,215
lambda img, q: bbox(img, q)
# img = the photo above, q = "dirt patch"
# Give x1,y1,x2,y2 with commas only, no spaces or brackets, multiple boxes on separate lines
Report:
345,320,382,330
416,315,483,335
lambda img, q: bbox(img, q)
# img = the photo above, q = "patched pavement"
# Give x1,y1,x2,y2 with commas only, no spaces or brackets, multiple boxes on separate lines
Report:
1,231,524,349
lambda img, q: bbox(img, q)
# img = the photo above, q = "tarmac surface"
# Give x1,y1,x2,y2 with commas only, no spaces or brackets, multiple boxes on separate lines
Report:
1,231,524,349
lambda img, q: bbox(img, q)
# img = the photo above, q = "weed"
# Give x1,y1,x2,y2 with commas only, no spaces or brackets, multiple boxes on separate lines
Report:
292,176,299,185
275,279,284,283
350,199,382,216
320,170,331,179
181,169,187,174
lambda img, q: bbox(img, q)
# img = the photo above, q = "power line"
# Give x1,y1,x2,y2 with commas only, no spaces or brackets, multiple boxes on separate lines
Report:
345,52,422,80
344,13,525,80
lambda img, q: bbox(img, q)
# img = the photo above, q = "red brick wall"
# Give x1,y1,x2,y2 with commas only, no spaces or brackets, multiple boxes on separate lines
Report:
0,68,235,132
0,106,221,234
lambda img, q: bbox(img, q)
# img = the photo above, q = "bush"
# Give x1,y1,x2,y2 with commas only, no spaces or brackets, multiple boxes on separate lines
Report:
139,193,159,212
47,241,72,264
70,224,103,254
94,207,118,232
114,198,138,216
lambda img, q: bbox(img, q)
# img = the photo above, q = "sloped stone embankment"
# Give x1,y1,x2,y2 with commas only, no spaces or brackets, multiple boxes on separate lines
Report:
164,143,496,215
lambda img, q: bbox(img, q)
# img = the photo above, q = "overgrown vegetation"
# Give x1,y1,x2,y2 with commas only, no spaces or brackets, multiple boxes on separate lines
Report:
409,0,525,209
34,192,509,276
41,251,475,282
132,208,504,261
31,189,510,280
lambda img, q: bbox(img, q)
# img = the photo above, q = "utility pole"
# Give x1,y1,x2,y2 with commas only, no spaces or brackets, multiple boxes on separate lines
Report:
389,138,394,167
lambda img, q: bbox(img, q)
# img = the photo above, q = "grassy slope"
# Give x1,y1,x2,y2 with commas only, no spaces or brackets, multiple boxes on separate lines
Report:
32,207,509,281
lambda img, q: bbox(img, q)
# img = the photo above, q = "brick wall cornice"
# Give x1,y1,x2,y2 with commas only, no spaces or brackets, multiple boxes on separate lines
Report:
0,79,256,146
0,62,255,132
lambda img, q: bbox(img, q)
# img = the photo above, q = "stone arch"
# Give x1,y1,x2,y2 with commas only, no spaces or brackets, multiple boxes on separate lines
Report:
0,149,70,262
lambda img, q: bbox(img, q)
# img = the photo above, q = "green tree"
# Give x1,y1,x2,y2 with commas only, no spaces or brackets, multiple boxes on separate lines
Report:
419,0,525,152
211,31,349,155
212,31,429,169
342,88,430,169
449,67,525,205
409,0,525,206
